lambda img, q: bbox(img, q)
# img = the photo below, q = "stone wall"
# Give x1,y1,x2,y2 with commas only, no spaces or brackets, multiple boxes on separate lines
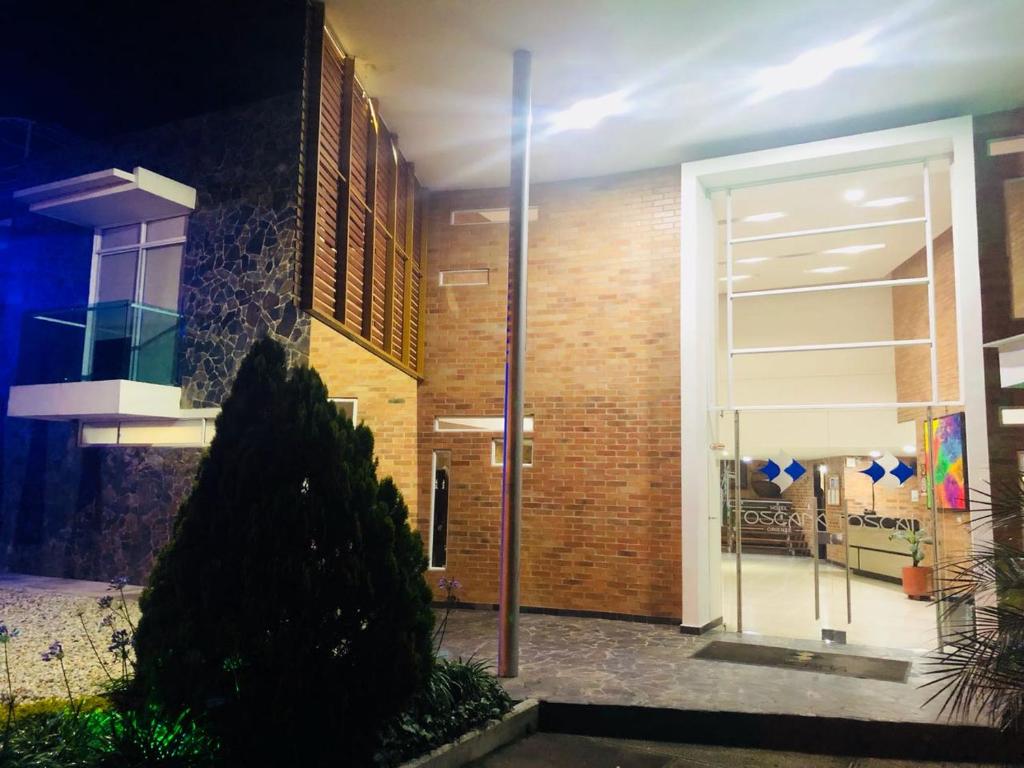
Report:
0,88,311,582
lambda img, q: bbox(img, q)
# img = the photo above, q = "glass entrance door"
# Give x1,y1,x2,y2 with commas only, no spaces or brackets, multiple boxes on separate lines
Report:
712,158,968,652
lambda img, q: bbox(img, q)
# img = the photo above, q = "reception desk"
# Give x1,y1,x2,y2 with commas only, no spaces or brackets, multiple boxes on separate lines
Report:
846,515,917,582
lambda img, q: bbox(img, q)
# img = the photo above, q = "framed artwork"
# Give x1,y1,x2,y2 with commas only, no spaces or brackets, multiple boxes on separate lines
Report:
923,412,968,510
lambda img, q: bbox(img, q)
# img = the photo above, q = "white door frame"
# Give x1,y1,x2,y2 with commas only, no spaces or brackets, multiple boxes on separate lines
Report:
679,116,990,633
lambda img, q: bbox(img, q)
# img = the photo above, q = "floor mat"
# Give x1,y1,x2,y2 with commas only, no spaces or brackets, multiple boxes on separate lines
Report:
691,640,911,683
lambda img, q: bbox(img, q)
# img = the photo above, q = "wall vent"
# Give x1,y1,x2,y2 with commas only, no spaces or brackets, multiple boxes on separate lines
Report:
439,268,489,287
450,207,538,226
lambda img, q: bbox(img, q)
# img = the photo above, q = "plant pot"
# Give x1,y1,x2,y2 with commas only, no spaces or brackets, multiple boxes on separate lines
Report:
901,565,932,600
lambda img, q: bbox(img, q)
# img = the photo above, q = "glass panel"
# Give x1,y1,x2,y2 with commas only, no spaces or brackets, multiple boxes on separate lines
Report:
134,307,179,385
431,450,452,569
145,216,188,242
1006,179,1024,317
97,250,138,302
14,306,88,384
100,224,141,250
88,302,132,380
142,245,183,310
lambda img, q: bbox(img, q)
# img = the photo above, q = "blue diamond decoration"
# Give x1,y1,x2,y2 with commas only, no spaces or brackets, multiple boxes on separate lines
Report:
761,459,781,482
861,461,886,484
784,459,806,483
890,460,914,486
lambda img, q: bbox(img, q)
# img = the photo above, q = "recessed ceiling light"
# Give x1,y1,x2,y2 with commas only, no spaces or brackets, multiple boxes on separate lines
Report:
902,444,916,454
548,89,631,132
806,266,849,274
742,212,785,223
736,256,771,264
823,243,885,255
862,196,912,208
843,189,865,202
869,450,882,458
750,31,876,102
719,274,752,281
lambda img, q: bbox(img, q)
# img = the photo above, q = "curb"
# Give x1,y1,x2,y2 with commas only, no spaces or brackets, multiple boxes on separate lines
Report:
398,699,539,768
538,701,1024,764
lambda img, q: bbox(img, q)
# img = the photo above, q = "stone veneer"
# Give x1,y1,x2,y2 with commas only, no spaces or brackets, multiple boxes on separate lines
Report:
0,87,312,582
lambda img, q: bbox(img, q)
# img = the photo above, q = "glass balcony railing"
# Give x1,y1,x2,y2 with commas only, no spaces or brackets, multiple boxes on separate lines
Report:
15,301,181,387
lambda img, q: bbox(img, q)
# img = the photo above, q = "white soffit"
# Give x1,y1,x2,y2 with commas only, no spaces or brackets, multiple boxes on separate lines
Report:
325,0,1024,189
14,167,196,227
8,380,183,421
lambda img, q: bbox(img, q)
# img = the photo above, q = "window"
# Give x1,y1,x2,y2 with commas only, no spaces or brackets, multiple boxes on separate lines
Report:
429,450,451,569
491,438,534,468
93,216,188,310
329,397,358,423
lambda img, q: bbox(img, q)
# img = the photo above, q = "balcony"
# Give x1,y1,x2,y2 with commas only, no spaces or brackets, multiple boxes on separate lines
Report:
8,301,184,421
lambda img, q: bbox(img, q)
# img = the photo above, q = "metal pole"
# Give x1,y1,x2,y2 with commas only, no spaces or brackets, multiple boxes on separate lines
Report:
734,412,743,633
844,500,852,625
926,406,944,645
498,49,532,679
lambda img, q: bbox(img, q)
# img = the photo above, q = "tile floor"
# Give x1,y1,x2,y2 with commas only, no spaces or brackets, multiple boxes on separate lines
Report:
720,554,937,651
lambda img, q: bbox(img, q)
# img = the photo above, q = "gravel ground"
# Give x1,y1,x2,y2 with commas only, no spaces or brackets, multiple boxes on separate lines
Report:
0,576,141,703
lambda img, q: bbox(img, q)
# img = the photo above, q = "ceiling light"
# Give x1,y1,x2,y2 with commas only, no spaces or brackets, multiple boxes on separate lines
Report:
742,212,785,223
903,444,916,454
843,189,865,202
750,31,876,102
719,274,751,281
806,266,849,274
548,90,631,132
742,456,753,463
736,256,771,264
869,450,882,458
824,243,885,255
862,196,912,208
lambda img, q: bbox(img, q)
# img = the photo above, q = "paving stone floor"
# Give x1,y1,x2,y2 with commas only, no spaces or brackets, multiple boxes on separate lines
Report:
470,734,1005,768
438,609,979,725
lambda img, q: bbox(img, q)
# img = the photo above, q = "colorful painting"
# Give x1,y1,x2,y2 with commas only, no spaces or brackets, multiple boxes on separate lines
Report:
924,412,968,510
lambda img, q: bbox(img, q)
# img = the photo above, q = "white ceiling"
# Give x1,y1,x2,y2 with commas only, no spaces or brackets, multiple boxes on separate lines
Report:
714,161,951,292
324,0,1024,190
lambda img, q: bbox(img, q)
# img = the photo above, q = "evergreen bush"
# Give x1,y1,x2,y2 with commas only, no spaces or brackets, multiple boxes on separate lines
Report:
132,339,434,765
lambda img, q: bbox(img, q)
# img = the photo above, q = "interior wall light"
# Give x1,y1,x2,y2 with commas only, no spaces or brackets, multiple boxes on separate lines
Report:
861,196,911,208
742,212,785,223
824,243,885,255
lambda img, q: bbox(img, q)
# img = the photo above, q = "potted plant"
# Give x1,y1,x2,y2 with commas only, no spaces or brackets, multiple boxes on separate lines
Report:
890,527,933,600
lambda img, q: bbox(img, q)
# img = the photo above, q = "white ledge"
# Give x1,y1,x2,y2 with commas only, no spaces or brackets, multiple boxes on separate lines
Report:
8,380,183,421
14,167,196,227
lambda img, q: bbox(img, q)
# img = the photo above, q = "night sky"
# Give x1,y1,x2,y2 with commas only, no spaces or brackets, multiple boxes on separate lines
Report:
0,0,307,141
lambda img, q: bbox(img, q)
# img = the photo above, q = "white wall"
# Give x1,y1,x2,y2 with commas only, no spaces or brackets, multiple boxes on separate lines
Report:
716,286,916,458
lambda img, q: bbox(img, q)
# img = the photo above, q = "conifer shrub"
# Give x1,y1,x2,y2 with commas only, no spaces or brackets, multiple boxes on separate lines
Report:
132,339,434,765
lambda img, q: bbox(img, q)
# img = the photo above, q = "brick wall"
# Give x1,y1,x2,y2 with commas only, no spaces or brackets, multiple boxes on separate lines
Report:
309,319,418,520
974,108,1024,540
418,167,681,620
892,227,959,421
